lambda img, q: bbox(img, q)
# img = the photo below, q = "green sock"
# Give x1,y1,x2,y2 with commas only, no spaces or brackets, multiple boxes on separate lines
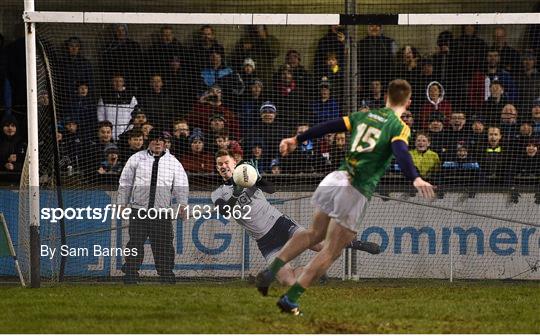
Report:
286,282,306,303
269,257,286,278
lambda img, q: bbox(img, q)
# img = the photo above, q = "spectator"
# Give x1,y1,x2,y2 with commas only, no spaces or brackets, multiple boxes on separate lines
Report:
532,100,540,136
454,25,488,104
230,25,279,83
118,127,188,285
283,50,312,95
361,80,385,110
311,80,340,124
479,126,510,185
412,58,438,111
315,25,346,80
119,129,144,164
61,116,84,172
0,115,25,173
207,113,229,153
440,111,470,161
319,52,344,99
188,85,240,140
419,81,452,130
516,122,538,150
97,73,138,141
270,158,281,175
247,101,283,160
516,51,540,110
4,37,26,108
468,49,517,111
189,25,225,71
84,120,114,177
180,128,214,173
97,144,123,175
239,58,258,88
215,132,230,152
117,105,147,151
100,24,143,89
440,145,481,192
141,121,154,146
138,74,173,130
248,143,270,174
64,81,96,140
499,104,520,146
200,50,242,97
59,36,94,101
396,45,420,84
229,140,244,163
513,141,540,179
170,119,190,158
327,132,347,171
271,64,305,126
146,26,184,76
239,79,266,136
432,31,455,90
480,80,509,124
410,133,440,179
400,110,417,142
491,26,521,74
469,118,486,154
357,24,397,87
163,55,196,115
426,113,446,154
281,123,324,174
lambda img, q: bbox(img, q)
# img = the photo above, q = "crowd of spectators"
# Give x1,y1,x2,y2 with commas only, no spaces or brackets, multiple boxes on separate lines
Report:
0,23,539,191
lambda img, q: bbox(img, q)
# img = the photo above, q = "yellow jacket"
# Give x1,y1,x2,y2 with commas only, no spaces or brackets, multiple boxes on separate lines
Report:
409,149,440,177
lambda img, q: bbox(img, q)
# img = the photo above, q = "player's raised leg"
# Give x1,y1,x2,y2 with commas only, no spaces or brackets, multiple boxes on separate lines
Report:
277,219,356,315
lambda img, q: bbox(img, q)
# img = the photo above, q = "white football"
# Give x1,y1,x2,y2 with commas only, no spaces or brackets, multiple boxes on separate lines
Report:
233,164,258,188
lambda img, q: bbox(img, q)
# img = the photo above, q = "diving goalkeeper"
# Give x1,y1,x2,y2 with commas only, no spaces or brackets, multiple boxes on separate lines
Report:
211,149,381,289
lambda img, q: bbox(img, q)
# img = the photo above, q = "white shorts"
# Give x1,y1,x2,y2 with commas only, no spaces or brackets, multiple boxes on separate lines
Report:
311,171,368,232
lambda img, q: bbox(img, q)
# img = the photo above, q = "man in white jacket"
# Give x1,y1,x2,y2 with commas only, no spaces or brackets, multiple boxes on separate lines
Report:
118,128,189,284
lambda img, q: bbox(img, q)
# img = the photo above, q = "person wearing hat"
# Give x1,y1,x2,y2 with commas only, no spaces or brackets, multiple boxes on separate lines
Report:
239,58,257,86
179,128,214,173
0,115,25,173
97,143,123,175
118,127,189,284
247,101,284,160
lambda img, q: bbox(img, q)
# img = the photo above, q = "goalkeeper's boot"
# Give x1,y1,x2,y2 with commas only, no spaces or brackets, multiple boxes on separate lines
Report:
349,240,381,254
277,295,302,316
255,269,274,296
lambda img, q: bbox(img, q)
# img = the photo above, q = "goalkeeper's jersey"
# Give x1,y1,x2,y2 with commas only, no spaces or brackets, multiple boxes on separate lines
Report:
339,108,410,199
211,181,283,240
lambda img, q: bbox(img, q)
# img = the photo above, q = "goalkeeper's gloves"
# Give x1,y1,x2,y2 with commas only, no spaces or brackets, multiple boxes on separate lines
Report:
232,184,244,198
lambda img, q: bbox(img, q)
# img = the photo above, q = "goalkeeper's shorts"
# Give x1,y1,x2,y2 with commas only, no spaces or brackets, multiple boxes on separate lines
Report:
256,215,300,264
311,170,368,233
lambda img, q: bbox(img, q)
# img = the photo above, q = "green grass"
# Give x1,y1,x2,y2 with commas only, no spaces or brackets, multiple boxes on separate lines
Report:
1,280,539,333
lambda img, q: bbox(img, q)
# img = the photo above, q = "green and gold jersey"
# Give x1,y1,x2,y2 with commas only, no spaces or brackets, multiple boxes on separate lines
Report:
339,108,410,199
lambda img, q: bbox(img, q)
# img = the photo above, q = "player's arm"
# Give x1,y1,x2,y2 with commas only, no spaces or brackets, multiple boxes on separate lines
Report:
280,117,349,156
256,178,276,194
391,140,435,199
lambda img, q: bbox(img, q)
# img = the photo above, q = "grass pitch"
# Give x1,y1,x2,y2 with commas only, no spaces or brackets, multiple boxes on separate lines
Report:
1,279,539,333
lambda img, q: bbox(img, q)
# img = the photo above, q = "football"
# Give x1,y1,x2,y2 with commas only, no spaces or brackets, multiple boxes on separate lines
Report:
233,163,258,188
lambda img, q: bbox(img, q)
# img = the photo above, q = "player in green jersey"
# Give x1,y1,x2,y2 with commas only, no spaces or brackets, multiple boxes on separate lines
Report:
256,79,435,315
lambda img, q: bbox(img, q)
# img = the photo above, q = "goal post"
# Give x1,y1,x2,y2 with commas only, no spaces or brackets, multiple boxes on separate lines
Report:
8,3,540,284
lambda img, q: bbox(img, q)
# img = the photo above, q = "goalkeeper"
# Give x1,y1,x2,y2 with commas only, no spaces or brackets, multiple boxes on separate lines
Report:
211,149,380,289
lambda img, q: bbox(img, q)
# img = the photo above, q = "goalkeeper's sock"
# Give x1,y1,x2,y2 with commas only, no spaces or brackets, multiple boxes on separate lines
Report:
269,257,286,278
285,282,306,303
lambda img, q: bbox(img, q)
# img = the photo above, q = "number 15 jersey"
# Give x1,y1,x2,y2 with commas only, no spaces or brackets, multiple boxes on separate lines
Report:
339,108,410,199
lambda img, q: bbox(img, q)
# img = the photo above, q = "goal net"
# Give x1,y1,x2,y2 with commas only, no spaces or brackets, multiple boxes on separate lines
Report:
2,0,539,284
